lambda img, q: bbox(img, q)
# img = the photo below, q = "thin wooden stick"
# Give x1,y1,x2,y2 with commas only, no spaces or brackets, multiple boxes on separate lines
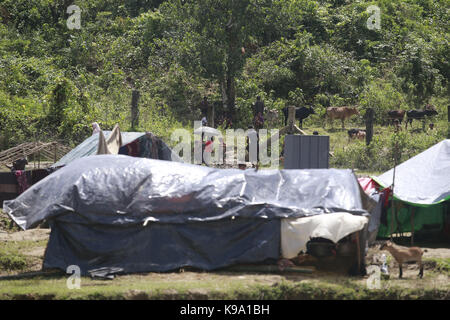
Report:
411,207,415,245
356,231,361,272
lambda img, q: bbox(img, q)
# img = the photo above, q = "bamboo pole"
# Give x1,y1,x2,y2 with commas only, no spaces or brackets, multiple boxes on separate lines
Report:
411,207,415,245
390,124,400,240
356,231,361,272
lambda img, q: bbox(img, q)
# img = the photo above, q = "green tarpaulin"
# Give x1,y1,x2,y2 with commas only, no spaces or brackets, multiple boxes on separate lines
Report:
372,140,450,237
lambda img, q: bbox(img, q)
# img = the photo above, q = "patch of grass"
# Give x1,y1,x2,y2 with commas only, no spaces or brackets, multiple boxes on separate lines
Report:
0,239,47,272
0,272,448,300
0,209,20,232
303,120,448,172
423,258,450,275
0,253,28,271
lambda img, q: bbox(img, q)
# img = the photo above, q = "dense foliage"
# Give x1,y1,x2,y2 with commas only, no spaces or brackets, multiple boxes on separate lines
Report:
0,0,448,168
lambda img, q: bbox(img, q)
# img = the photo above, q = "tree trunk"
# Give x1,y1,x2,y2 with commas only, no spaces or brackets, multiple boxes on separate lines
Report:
222,16,239,124
226,75,236,122
220,79,228,111
220,76,236,124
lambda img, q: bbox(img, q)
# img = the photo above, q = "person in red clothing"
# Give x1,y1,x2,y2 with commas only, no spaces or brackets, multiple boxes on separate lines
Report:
203,137,214,165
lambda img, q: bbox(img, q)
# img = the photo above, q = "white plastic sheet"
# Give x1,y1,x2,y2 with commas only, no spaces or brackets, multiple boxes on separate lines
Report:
281,212,369,259
373,139,450,205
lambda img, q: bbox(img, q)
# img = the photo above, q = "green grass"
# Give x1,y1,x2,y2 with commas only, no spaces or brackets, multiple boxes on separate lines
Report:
0,254,28,271
0,209,20,233
423,258,450,275
0,273,257,300
0,239,47,271
0,272,448,300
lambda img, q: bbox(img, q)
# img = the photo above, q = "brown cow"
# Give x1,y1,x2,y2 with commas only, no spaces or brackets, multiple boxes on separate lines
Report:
326,107,359,129
387,110,406,125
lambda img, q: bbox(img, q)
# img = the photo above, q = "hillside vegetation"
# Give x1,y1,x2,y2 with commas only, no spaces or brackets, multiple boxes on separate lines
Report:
0,0,448,170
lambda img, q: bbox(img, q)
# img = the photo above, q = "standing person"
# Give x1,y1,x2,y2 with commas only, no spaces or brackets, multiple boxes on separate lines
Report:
203,136,214,166
253,96,265,129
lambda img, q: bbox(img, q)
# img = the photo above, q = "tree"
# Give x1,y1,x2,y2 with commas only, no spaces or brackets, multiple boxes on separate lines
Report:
158,0,267,122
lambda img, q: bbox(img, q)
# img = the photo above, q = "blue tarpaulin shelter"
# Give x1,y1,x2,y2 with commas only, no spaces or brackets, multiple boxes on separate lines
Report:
4,155,369,276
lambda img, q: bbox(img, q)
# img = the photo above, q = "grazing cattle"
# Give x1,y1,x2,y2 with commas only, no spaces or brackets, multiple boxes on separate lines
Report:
405,109,438,129
387,110,406,125
347,129,366,141
326,107,359,129
282,106,316,128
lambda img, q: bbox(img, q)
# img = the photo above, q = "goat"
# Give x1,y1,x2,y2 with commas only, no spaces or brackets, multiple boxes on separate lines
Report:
380,241,427,279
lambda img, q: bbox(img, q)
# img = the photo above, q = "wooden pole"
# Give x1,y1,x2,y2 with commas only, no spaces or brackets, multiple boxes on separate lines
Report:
288,105,295,128
390,198,395,239
279,106,307,135
390,122,400,240
447,105,450,139
365,108,374,146
411,207,415,245
131,90,140,130
212,104,215,128
356,231,361,273
33,144,36,169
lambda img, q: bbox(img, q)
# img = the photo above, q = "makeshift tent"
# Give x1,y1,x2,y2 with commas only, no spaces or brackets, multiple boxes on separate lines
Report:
0,141,70,205
371,139,450,238
52,131,181,168
4,155,369,276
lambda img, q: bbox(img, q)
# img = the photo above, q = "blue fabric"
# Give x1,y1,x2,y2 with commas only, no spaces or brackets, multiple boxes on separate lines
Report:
44,218,280,275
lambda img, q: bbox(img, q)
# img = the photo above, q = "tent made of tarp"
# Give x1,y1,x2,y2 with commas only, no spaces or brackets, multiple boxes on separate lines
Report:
4,155,369,276
371,139,450,238
52,131,181,167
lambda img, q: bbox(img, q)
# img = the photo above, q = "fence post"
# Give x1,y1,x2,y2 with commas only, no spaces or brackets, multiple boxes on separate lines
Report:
131,90,140,130
447,105,450,139
365,108,374,146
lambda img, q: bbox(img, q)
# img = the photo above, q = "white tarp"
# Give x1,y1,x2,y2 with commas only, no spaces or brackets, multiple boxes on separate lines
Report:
373,139,450,205
281,212,369,259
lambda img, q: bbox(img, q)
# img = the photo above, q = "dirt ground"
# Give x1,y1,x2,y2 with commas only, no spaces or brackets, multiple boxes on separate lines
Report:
0,228,50,242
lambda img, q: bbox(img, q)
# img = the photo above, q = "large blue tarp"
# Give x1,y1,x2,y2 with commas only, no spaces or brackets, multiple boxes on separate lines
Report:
44,218,281,274
4,155,367,275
